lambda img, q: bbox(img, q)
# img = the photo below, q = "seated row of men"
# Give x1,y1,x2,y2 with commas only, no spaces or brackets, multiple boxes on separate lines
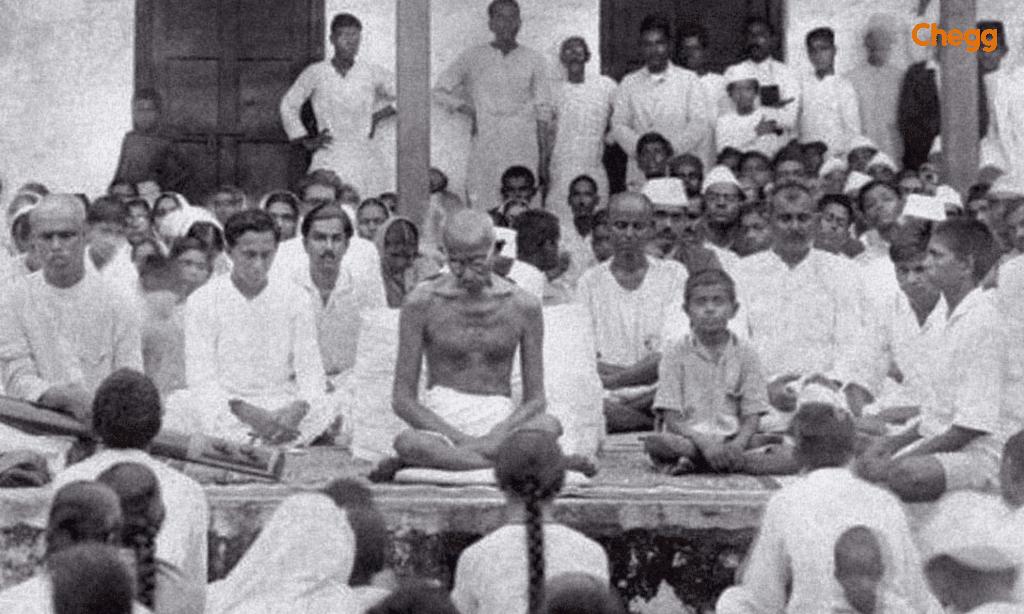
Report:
2,154,1023,504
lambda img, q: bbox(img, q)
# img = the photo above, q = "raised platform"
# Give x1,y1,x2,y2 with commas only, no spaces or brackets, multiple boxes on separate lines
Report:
2,435,784,611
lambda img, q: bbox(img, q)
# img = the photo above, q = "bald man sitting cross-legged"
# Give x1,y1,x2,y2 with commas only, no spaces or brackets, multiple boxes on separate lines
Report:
369,210,596,481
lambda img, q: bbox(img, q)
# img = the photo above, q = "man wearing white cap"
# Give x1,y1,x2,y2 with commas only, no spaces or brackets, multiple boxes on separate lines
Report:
818,157,848,195
702,166,746,253
866,152,898,184
715,63,788,158
728,18,801,141
642,178,732,274
731,182,875,423
611,15,713,190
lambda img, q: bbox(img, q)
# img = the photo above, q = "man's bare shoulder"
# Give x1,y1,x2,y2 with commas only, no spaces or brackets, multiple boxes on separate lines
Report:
507,281,543,316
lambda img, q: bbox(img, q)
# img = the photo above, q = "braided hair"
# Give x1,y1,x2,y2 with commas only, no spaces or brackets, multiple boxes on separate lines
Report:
46,481,123,557
97,463,164,610
494,430,567,614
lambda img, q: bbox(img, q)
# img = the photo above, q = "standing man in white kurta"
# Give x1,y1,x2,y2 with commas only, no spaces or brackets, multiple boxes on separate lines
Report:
547,36,615,225
611,15,712,188
166,210,335,445
799,28,862,160
434,0,554,211
280,13,396,199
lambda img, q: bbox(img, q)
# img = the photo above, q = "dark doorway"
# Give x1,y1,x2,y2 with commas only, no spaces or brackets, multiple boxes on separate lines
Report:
599,0,784,81
135,0,324,202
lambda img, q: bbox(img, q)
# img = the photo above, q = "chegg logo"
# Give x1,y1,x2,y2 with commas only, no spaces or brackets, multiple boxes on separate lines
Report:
912,23,998,52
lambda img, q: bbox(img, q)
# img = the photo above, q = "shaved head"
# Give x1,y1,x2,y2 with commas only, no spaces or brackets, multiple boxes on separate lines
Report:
31,193,88,287
30,193,87,231
443,209,496,253
443,210,498,293
608,191,654,219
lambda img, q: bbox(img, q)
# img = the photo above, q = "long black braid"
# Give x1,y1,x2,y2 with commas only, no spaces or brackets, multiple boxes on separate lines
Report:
97,462,164,610
494,430,567,614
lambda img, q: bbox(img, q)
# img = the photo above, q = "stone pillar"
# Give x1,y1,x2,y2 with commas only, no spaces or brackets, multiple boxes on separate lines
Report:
939,0,978,196
395,0,431,225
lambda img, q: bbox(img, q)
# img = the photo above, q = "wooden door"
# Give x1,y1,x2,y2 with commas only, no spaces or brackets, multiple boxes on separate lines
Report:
136,0,324,203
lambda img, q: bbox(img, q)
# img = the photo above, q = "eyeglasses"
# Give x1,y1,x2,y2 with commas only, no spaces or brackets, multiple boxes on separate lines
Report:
448,255,489,271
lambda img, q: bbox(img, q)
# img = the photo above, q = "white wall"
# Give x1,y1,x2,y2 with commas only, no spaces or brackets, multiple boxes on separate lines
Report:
328,0,600,196
0,0,599,206
0,0,134,202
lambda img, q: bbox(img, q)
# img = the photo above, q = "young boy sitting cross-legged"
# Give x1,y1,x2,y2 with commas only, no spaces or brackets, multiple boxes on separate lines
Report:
643,268,770,474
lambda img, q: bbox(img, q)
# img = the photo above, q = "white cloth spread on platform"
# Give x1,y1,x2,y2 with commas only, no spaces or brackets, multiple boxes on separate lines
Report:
434,44,553,209
46,448,209,595
450,523,610,614
716,467,940,614
280,60,396,197
575,257,688,366
422,385,513,440
548,76,616,223
166,274,334,444
0,268,142,402
207,493,359,614
611,64,713,182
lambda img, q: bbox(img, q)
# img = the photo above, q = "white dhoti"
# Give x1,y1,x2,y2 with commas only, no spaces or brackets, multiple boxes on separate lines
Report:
164,386,339,446
421,385,514,441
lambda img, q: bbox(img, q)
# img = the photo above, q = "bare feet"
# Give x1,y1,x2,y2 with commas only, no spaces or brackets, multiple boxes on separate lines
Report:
667,457,696,476
564,454,598,478
368,456,407,483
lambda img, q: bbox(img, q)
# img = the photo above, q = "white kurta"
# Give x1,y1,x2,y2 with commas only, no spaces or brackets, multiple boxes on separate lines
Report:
434,44,553,210
917,289,1011,446
995,254,1024,428
729,58,801,132
450,523,609,614
292,262,384,379
731,249,870,386
168,274,334,443
207,494,360,614
280,60,396,197
983,66,1024,193
611,64,713,182
798,73,862,158
845,64,904,163
270,235,386,310
0,575,152,614
716,468,940,614
47,448,210,598
548,75,616,223
715,110,788,158
0,268,142,402
575,257,688,365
